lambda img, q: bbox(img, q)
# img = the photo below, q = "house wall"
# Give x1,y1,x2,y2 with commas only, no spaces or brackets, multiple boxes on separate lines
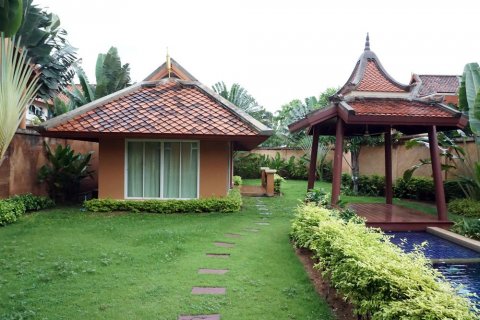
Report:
200,140,230,197
0,129,99,199
97,138,230,199
98,137,125,199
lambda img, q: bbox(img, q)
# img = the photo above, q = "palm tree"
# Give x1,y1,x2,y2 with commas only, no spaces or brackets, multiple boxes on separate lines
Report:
0,35,40,166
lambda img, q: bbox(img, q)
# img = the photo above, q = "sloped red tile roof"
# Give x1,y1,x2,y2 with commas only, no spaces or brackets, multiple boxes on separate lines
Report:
48,80,260,136
348,99,452,117
417,75,460,96
356,61,406,92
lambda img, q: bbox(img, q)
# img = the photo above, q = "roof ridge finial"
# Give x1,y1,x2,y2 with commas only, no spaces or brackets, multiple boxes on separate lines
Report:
365,32,370,51
166,47,172,78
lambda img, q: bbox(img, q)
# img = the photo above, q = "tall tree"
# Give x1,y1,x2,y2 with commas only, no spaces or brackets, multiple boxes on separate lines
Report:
16,0,77,100
0,0,23,36
459,62,480,144
212,81,272,126
58,47,131,113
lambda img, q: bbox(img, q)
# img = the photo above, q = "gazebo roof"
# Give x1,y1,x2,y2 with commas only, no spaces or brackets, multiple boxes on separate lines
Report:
289,35,468,136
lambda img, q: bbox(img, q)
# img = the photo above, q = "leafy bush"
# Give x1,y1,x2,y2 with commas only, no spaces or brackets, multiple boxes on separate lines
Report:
290,204,477,319
304,188,330,207
84,189,242,214
0,194,54,226
233,175,242,186
9,193,55,211
273,174,284,194
444,180,467,202
394,177,435,201
452,218,480,240
38,143,94,203
341,174,386,196
448,199,480,217
234,152,310,180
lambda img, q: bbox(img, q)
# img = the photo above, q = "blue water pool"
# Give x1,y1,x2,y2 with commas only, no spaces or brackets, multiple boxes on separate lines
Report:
385,231,480,260
387,231,480,307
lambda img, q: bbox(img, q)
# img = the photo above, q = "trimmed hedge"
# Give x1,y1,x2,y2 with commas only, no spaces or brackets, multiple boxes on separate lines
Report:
0,194,55,226
448,199,480,217
341,173,466,202
290,205,477,319
233,175,242,186
84,189,242,214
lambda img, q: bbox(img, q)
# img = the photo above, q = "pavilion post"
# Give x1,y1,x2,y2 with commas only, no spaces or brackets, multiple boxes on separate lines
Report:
384,127,393,204
331,119,344,205
307,125,320,190
428,126,448,221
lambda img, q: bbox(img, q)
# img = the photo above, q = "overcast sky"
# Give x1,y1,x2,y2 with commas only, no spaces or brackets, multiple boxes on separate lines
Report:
37,0,480,113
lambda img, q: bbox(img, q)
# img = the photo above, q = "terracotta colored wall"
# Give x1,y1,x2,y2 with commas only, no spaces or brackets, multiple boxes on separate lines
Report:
98,137,125,199
200,141,230,197
0,129,99,199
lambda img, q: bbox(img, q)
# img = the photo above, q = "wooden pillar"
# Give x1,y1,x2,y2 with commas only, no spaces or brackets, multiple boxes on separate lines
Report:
428,126,448,221
384,127,393,204
307,125,320,190
331,119,344,205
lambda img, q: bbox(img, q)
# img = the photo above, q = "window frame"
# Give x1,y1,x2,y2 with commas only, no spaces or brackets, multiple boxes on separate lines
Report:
124,139,200,200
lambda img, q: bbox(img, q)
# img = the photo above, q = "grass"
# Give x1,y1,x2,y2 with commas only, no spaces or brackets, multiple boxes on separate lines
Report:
0,184,333,319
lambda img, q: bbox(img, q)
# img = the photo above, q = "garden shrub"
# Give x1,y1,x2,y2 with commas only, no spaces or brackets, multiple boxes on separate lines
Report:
233,175,242,186
273,174,284,194
341,174,386,196
394,177,435,201
448,199,480,217
304,188,330,207
290,204,477,319
444,180,466,202
84,189,242,214
452,218,480,240
0,194,54,226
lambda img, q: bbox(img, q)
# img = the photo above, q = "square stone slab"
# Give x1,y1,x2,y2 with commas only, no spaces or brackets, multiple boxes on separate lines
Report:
198,268,229,274
206,253,230,258
244,228,260,232
191,287,226,295
258,207,269,211
255,222,270,226
178,314,221,320
224,233,242,238
214,242,235,248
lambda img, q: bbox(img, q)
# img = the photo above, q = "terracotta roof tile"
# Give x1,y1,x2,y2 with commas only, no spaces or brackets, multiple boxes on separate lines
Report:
49,81,259,136
348,99,452,117
418,75,460,96
356,61,406,92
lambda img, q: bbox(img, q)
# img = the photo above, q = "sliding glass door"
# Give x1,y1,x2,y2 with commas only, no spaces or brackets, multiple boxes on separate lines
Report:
126,140,199,199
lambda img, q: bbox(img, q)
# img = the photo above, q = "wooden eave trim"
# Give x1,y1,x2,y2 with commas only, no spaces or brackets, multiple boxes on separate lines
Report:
344,114,466,127
288,105,338,133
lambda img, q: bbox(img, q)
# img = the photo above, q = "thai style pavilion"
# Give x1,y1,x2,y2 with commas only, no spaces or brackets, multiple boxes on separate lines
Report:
289,35,468,230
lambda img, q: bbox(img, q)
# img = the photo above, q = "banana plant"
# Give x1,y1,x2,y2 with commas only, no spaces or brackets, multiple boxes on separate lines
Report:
459,62,480,143
0,35,40,167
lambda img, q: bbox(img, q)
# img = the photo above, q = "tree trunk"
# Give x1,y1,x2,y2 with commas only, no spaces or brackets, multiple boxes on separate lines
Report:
351,150,360,195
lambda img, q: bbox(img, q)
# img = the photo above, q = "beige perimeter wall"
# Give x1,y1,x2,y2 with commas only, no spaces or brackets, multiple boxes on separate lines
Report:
0,129,99,199
251,141,478,180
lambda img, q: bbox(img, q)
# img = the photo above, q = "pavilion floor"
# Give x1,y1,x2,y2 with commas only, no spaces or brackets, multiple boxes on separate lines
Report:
349,203,453,231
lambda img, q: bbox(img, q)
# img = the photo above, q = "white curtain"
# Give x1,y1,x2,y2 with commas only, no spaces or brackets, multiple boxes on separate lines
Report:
144,142,161,197
181,142,198,198
127,142,143,197
163,142,181,198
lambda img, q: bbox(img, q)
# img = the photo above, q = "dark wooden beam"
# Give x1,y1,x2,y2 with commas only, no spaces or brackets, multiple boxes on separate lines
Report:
384,127,393,204
428,126,448,221
307,125,320,190
331,119,345,205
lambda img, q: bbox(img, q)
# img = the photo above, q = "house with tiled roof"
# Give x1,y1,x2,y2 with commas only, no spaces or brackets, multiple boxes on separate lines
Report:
37,59,272,199
410,74,460,105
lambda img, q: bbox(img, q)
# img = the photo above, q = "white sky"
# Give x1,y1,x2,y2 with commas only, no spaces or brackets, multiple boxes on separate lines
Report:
37,0,480,113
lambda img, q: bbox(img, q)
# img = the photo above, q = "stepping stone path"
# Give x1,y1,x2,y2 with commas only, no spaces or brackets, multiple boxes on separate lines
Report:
191,287,226,295
198,268,229,275
206,253,230,258
224,233,242,238
179,197,271,319
214,242,235,248
178,315,220,320
178,314,220,320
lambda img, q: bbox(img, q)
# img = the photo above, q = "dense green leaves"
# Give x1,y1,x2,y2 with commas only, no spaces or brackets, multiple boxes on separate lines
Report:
0,193,54,226
38,143,94,202
84,189,242,214
291,204,478,319
16,0,77,100
0,0,23,36
459,62,480,141
94,47,131,98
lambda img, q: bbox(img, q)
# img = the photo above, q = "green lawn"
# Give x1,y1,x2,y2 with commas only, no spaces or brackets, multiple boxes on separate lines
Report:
0,182,333,320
